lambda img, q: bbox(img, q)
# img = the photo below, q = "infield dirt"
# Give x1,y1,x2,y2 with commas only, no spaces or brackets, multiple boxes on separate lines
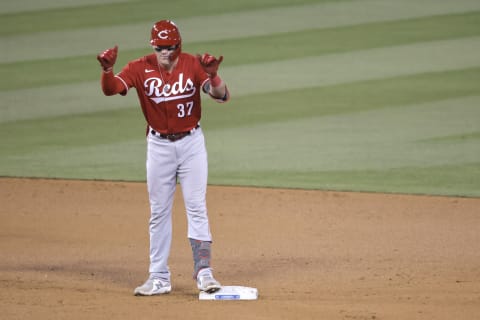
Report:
1,178,479,319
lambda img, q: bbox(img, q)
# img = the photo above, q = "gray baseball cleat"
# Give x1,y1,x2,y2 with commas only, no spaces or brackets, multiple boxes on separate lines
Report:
196,268,221,293
134,278,172,296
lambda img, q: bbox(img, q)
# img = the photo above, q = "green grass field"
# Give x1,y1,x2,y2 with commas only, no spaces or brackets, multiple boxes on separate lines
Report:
1,0,479,197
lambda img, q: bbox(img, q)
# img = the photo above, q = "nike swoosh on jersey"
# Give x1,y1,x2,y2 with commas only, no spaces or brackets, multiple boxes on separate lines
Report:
145,69,155,73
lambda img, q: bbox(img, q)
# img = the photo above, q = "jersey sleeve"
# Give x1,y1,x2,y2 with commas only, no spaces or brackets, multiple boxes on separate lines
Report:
115,61,138,95
100,71,128,96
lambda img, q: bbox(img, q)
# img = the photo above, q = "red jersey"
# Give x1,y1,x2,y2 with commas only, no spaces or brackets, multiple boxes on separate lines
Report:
115,53,210,134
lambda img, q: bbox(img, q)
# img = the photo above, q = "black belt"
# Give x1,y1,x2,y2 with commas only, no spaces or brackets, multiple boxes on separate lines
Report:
151,125,199,142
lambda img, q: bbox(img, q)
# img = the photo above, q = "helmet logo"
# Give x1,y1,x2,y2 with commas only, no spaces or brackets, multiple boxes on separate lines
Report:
158,30,168,39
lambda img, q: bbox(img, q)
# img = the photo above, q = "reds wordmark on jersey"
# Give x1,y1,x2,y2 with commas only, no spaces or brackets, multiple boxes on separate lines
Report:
115,52,210,134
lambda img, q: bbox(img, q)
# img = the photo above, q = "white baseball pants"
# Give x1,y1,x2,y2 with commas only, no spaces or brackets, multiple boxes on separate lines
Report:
146,127,212,280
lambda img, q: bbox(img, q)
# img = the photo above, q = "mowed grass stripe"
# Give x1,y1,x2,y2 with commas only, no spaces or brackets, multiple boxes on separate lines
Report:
0,0,130,14
223,36,480,96
3,11,480,91
0,0,324,36
3,0,480,62
206,96,480,171
0,107,145,156
0,139,147,181
185,11,480,66
2,37,480,123
0,82,139,123
203,67,480,129
210,163,480,197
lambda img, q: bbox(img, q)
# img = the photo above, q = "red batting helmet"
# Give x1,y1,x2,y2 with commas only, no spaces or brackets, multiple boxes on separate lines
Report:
150,20,182,61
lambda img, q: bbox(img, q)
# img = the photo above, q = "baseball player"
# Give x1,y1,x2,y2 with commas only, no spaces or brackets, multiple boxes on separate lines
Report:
97,20,229,296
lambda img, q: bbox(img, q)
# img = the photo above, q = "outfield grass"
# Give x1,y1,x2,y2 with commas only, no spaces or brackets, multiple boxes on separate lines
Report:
5,11,480,91
1,0,479,197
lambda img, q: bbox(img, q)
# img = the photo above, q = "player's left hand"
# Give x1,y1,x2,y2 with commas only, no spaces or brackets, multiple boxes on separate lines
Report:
197,53,223,78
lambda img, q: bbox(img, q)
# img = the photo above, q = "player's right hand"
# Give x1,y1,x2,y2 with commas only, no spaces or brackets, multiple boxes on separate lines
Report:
97,45,118,72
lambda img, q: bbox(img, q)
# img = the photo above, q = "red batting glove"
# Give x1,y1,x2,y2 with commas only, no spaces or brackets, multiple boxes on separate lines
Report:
97,45,118,72
197,53,223,78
